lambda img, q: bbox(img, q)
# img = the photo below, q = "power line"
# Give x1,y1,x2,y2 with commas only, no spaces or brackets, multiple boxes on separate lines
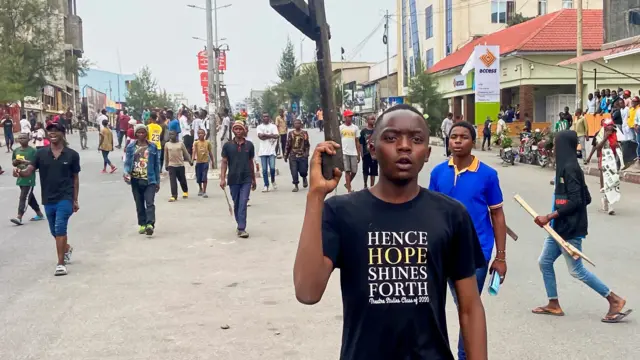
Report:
344,16,386,61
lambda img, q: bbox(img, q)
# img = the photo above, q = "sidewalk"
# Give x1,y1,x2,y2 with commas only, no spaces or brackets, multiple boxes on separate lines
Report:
429,137,640,185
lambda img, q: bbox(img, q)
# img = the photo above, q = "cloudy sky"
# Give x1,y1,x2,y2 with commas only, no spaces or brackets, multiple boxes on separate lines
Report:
79,0,397,107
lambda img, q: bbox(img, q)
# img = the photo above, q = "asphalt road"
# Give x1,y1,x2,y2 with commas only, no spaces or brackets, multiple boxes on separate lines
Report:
0,128,638,359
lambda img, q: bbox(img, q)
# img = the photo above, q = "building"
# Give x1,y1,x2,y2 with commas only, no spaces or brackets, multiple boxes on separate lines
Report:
79,69,135,104
396,0,602,97
427,9,640,126
361,55,400,114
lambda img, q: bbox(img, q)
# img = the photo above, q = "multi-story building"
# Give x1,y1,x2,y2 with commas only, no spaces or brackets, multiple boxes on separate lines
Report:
396,0,602,95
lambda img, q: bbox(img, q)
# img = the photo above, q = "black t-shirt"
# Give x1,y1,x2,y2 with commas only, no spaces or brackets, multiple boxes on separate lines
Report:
221,140,255,185
359,128,374,156
2,119,13,134
33,147,81,205
322,188,485,360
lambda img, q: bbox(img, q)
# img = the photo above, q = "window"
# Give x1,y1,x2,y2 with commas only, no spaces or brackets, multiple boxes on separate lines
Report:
425,6,433,39
562,0,573,8
426,49,434,69
410,0,420,59
491,0,515,24
445,0,452,55
402,0,408,86
538,0,547,15
410,56,415,78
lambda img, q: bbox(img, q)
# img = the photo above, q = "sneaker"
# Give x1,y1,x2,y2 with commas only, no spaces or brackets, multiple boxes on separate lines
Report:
138,225,146,234
262,186,269,193
64,246,73,264
272,182,278,190
145,224,154,236
168,197,176,202
30,215,44,221
110,166,118,174
237,230,250,238
101,169,107,174
183,192,188,199
10,218,23,226
54,264,68,276
197,191,203,196
202,193,208,198
302,177,308,188
292,185,299,192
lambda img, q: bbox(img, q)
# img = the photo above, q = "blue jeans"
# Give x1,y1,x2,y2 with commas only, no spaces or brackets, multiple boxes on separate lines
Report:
229,183,251,231
260,155,276,187
44,200,73,237
448,264,489,360
538,236,610,299
636,131,640,158
101,150,112,168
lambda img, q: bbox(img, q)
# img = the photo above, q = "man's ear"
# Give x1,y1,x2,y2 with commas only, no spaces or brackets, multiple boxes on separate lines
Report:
369,141,376,160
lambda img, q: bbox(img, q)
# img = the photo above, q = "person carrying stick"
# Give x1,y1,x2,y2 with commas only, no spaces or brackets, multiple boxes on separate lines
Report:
531,130,632,323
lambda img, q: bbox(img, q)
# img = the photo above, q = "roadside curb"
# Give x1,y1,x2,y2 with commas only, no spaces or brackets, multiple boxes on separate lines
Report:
428,139,640,185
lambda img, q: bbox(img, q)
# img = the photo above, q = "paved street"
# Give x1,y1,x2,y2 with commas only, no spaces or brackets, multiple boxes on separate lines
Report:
0,129,638,360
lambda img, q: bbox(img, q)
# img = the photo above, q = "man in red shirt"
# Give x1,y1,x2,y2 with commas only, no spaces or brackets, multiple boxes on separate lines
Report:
117,110,131,149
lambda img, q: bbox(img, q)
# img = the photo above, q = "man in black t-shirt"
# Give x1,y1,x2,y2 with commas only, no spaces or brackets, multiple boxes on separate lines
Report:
3,114,15,152
220,121,256,238
294,104,487,360
359,115,377,188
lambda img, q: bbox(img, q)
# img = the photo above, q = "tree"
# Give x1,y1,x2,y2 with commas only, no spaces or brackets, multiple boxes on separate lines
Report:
407,62,448,135
261,88,279,118
125,66,165,119
277,38,297,83
507,13,533,27
0,0,66,103
299,63,320,113
250,97,262,118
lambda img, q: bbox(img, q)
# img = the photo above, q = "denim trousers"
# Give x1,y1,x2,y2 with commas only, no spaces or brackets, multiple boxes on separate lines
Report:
448,264,489,360
229,183,251,231
260,155,276,187
289,157,309,185
131,178,156,226
44,200,73,237
538,236,610,299
101,150,112,167
636,132,640,158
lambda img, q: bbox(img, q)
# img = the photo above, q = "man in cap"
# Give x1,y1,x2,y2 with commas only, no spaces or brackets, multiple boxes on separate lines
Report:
221,121,256,238
14,122,80,276
123,124,161,236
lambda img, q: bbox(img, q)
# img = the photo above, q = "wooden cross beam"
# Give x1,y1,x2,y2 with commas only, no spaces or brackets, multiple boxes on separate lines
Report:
270,0,344,179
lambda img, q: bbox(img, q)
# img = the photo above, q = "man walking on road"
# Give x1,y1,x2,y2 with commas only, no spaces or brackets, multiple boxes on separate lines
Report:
284,118,310,192
117,110,131,149
78,116,88,150
221,121,257,238
429,121,507,360
275,109,288,158
532,130,632,323
193,128,214,197
3,113,15,153
10,133,45,226
359,115,377,188
293,104,487,360
124,124,161,236
340,109,360,193
257,112,279,192
164,130,192,202
99,119,117,174
440,113,453,156
14,122,80,276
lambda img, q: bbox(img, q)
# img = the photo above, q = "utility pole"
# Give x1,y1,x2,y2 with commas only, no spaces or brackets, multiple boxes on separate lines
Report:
206,0,218,169
385,10,390,105
271,0,344,179
576,0,583,110
214,0,221,113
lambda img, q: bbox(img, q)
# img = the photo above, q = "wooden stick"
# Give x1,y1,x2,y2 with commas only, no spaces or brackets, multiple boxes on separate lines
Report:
222,188,233,216
513,194,595,267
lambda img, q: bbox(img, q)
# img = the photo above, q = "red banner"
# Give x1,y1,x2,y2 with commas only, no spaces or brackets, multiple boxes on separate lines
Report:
202,86,208,95
200,72,208,87
197,50,208,70
218,51,227,71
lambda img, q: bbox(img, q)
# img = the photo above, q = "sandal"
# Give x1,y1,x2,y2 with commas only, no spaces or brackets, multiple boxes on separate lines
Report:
601,309,633,323
532,307,565,316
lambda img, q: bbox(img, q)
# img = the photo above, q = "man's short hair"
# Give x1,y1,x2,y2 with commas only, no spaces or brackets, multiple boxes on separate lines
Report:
449,121,476,142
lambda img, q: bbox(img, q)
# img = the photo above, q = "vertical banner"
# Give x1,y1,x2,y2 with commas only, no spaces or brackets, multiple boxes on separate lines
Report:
473,45,500,125
218,51,227,71
198,50,208,70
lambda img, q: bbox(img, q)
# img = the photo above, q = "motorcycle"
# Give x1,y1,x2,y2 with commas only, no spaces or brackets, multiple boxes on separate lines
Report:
518,132,534,164
497,132,516,165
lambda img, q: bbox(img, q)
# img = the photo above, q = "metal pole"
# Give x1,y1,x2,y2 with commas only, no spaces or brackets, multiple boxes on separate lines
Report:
576,0,583,110
72,72,77,122
206,0,218,169
214,0,221,113
385,10,390,104
594,68,597,90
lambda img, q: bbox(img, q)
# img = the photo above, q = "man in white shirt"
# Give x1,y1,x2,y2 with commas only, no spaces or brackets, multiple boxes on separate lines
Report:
586,93,597,114
192,111,204,140
19,115,31,134
97,110,108,131
340,110,361,193
218,108,231,142
440,113,453,156
256,112,279,192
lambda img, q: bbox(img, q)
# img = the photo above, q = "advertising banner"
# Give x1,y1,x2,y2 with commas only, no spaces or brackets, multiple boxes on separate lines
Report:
453,75,467,90
200,72,208,87
218,51,227,71
86,87,107,125
198,50,208,70
473,45,500,103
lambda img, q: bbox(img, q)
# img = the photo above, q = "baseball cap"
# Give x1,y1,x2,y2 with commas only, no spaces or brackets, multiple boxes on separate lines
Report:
632,96,640,103
624,90,631,96
46,122,65,132
343,109,354,117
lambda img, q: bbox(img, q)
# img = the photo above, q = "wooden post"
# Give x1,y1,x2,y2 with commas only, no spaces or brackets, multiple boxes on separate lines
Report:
270,0,344,179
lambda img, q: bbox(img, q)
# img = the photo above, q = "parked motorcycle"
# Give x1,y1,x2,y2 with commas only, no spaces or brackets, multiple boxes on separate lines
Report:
501,146,517,165
518,132,534,164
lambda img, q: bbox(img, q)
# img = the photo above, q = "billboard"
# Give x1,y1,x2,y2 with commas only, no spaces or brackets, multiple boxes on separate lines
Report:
473,45,500,103
85,87,107,124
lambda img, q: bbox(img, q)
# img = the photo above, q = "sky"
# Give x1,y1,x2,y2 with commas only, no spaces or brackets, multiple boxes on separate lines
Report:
78,0,397,108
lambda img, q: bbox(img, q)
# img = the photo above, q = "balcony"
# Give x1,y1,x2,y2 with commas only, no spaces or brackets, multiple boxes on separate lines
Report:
65,14,83,57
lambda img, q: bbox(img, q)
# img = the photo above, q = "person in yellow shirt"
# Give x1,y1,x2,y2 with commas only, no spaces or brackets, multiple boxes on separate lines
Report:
99,119,117,173
316,108,324,131
147,112,163,151
571,109,589,164
275,108,288,158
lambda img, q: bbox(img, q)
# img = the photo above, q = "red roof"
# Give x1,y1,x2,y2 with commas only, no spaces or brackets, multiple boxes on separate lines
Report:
428,9,603,74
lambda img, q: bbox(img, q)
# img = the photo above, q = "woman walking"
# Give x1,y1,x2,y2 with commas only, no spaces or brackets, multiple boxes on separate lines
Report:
99,119,117,173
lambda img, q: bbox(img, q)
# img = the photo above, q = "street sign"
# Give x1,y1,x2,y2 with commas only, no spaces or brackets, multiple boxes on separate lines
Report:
197,50,208,70
200,72,208,87
218,51,227,71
